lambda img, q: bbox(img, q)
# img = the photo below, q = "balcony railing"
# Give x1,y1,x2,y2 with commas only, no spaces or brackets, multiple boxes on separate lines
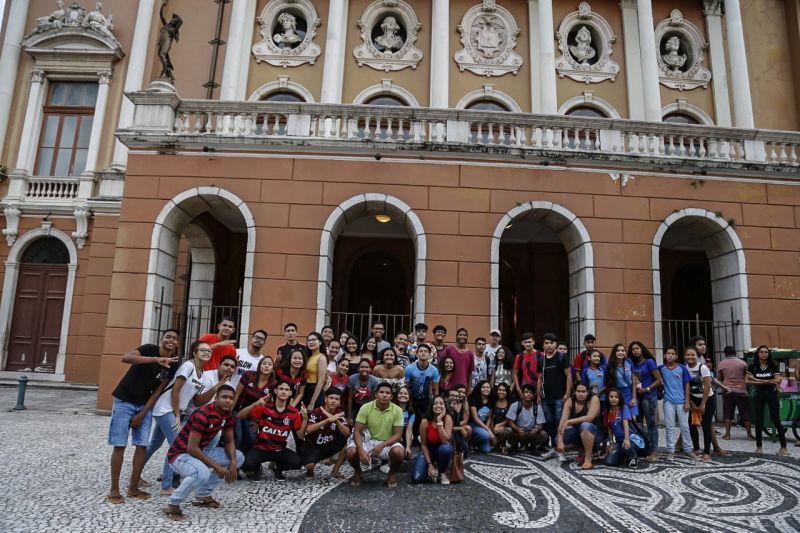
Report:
120,91,800,176
25,176,80,201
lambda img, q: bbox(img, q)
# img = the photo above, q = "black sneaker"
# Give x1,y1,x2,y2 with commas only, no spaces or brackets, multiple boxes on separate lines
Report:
272,464,286,481
628,457,638,468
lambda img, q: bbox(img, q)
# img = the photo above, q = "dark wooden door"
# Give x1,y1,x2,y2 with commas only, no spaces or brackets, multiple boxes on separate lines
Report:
6,265,67,372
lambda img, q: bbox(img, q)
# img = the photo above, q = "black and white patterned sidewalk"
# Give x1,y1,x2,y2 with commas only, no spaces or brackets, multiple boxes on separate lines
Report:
0,388,797,532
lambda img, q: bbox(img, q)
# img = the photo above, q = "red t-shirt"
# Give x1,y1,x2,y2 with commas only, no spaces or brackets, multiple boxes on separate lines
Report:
167,403,234,463
249,403,303,452
441,345,475,389
200,333,237,371
514,351,542,386
330,372,348,391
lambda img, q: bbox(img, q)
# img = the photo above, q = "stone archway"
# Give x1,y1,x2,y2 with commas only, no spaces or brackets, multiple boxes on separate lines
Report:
652,207,751,355
490,201,595,340
141,187,255,345
316,194,426,330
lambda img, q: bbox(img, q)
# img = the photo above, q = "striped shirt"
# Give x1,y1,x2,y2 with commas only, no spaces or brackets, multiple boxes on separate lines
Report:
249,403,303,452
167,403,234,463
236,371,275,410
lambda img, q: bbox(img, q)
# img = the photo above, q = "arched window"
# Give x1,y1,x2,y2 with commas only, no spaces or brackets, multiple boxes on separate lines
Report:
261,91,304,103
466,99,511,112
363,94,408,106
663,111,700,125
21,237,70,264
565,105,607,118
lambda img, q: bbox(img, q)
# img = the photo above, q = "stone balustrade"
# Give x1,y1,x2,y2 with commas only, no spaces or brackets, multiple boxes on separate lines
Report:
25,176,80,201
119,89,800,176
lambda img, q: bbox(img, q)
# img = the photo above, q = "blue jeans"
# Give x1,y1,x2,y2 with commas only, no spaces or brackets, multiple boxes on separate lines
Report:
108,398,152,447
539,398,564,448
145,411,181,490
168,446,244,505
562,422,602,449
663,401,693,454
234,417,256,453
637,395,659,450
411,443,454,483
469,423,493,453
605,441,649,467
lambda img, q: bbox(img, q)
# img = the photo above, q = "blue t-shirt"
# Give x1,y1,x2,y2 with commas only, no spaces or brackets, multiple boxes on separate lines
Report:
613,359,633,389
607,404,634,442
659,363,691,404
581,366,605,400
401,409,416,429
632,358,658,398
404,362,440,400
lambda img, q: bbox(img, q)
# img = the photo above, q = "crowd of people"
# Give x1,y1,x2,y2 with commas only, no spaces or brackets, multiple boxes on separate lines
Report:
105,318,795,520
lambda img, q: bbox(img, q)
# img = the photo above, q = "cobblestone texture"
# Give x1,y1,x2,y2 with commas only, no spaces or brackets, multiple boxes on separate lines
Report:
0,387,797,532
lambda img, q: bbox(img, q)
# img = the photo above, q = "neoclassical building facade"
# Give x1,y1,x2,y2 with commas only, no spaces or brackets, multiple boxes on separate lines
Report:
0,0,799,409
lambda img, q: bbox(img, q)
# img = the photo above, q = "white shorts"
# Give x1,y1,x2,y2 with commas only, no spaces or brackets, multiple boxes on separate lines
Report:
346,435,404,461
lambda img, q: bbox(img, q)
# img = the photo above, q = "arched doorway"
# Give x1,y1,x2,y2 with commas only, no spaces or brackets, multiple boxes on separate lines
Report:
317,194,426,343
4,236,71,373
653,208,751,361
491,202,594,353
142,187,255,345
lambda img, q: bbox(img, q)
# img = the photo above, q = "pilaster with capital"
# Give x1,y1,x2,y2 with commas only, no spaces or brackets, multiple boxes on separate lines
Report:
636,0,662,121
15,69,48,174
703,0,730,126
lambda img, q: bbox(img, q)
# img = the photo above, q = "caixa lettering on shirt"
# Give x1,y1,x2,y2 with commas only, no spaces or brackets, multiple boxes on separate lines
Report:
261,426,289,437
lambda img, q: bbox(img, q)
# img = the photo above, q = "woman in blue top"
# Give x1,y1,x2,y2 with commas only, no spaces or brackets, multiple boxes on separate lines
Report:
469,380,497,453
604,388,650,468
605,344,638,417
630,341,662,461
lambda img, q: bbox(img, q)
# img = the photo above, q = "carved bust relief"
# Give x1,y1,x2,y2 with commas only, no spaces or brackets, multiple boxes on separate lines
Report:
655,10,711,90
252,0,321,68
555,2,619,84
455,0,523,77
353,0,423,72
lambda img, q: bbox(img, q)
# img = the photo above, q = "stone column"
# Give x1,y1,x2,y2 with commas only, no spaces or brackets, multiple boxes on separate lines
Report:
16,70,47,174
0,0,30,156
637,0,662,121
320,0,349,104
620,0,645,120
429,0,449,108
724,0,754,128
111,0,156,169
538,0,558,114
527,0,541,112
220,0,256,101
82,72,113,175
703,1,731,126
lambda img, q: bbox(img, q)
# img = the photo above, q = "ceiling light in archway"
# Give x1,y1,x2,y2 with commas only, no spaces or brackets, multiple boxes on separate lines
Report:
505,223,513,229
375,214,392,223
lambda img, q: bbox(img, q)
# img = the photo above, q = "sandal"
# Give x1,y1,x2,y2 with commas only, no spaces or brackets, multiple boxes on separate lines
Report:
105,494,124,505
713,449,732,457
162,506,186,521
126,490,151,501
580,463,594,470
191,497,220,509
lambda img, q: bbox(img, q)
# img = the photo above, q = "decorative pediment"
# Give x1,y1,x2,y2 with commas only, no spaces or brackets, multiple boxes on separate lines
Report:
655,10,711,91
555,2,619,84
252,0,322,68
455,0,523,77
23,1,124,73
352,0,423,72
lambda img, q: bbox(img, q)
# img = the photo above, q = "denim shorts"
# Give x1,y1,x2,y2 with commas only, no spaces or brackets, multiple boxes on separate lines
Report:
563,422,603,447
108,398,152,447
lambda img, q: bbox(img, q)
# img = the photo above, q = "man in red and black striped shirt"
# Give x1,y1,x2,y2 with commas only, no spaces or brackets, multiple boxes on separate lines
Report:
163,385,244,521
238,381,308,480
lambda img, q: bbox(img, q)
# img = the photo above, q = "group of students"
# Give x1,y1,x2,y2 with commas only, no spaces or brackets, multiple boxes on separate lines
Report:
104,317,793,520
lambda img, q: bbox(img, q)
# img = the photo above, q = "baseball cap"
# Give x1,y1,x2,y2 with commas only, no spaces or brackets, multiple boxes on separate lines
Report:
584,333,596,342
489,329,501,336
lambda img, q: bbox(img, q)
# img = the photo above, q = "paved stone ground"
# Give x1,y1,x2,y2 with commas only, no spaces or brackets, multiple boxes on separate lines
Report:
1,387,798,532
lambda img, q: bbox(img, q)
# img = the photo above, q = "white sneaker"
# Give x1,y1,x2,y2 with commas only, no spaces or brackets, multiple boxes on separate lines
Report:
557,453,567,463
541,449,558,460
379,464,390,474
439,474,450,485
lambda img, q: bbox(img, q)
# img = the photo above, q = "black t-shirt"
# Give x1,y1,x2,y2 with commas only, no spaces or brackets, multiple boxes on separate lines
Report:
112,344,176,405
276,343,309,363
539,353,569,399
748,362,779,391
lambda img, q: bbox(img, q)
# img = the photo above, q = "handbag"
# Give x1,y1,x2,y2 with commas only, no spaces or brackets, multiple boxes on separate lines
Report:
449,451,465,483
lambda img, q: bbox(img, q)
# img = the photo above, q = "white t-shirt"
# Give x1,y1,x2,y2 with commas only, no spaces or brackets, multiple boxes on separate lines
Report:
484,344,500,357
232,348,263,389
686,362,714,399
185,370,221,415
152,360,206,417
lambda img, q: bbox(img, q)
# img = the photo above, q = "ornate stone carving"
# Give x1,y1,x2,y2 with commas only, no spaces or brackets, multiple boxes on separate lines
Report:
655,9,711,91
555,2,619,84
252,0,321,68
28,1,118,45
2,206,21,246
610,172,634,188
455,0,523,77
353,0,423,72
72,206,90,249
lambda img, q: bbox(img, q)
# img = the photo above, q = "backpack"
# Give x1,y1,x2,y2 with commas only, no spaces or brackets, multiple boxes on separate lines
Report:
689,364,707,396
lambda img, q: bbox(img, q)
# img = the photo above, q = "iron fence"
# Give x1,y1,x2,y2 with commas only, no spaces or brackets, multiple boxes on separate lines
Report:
328,305,414,345
661,307,740,365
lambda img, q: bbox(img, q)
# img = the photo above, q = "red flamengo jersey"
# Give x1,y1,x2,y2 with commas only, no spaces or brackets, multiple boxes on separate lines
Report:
167,403,234,463
249,403,303,452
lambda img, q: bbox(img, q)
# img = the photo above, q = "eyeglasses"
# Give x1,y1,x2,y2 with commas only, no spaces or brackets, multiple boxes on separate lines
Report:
198,348,213,353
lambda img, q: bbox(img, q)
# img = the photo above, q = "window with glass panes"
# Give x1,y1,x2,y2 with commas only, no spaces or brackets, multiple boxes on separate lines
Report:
35,82,97,176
